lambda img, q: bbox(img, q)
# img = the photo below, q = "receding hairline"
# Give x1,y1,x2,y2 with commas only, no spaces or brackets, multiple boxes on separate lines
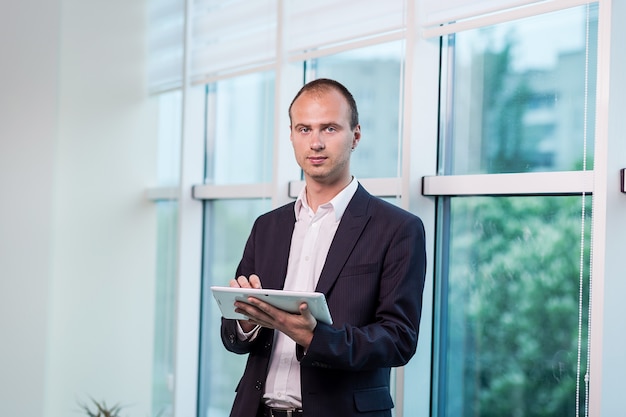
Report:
288,79,359,129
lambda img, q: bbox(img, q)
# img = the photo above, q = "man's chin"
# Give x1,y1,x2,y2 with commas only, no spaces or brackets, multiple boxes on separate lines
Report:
304,168,328,180
306,172,346,186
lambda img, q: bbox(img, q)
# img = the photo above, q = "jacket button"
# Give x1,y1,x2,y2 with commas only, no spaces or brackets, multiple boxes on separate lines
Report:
255,380,263,391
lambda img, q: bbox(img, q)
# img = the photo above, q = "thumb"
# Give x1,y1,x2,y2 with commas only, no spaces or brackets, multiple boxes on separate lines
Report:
299,302,309,315
299,303,317,329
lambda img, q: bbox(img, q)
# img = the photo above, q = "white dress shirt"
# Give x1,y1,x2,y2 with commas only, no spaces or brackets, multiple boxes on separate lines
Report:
260,178,358,408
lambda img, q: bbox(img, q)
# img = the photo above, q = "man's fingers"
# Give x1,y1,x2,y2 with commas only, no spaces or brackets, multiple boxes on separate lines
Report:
236,276,252,288
249,274,262,289
230,275,262,289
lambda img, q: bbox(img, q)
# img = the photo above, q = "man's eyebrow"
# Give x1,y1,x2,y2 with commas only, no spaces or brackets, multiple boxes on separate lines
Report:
292,121,342,129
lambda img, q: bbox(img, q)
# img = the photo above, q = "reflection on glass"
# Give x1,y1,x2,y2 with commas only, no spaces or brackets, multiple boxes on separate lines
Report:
435,196,591,417
156,90,183,186
206,72,275,185
442,5,598,175
311,41,403,178
152,201,178,417
198,199,272,417
151,89,183,417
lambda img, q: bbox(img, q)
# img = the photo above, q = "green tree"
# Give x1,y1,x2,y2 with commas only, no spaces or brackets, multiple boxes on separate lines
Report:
443,195,591,417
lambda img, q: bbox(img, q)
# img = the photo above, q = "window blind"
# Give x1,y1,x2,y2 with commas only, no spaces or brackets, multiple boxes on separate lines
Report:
147,0,185,93
420,0,593,37
190,0,277,84
421,0,542,26
286,0,406,55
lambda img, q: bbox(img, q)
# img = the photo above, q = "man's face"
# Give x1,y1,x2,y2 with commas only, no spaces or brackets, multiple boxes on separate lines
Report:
289,89,361,187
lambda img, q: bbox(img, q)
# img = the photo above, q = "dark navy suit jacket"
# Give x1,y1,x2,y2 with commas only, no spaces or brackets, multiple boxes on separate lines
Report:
221,184,427,417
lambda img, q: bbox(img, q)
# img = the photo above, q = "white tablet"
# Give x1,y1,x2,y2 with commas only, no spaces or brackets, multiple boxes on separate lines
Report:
211,286,333,325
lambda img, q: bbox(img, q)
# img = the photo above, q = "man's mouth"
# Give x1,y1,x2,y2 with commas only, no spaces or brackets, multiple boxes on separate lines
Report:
308,156,327,165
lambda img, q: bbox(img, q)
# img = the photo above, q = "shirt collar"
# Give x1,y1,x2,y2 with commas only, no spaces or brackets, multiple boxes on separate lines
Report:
294,177,358,222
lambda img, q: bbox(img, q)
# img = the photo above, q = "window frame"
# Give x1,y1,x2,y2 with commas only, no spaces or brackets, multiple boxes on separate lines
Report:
144,0,626,416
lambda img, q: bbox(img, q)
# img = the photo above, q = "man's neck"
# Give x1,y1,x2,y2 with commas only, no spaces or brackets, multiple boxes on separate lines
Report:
304,176,353,212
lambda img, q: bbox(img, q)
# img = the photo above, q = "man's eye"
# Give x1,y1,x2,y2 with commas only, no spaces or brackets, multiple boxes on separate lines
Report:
325,126,336,132
299,127,310,133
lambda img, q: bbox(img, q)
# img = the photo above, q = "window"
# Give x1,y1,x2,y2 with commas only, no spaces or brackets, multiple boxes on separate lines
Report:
198,199,272,417
152,201,178,417
432,5,597,416
441,6,597,175
197,71,276,417
435,196,591,416
151,90,183,417
145,2,626,417
310,41,404,179
204,72,275,185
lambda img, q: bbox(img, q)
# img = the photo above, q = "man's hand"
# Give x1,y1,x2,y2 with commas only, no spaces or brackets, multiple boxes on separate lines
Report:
230,276,317,349
229,274,262,332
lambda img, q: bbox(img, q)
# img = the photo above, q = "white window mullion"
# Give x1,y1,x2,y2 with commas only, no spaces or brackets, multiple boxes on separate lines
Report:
272,0,305,209
422,171,595,196
397,0,440,416
287,31,406,64
171,0,205,416
589,1,626,416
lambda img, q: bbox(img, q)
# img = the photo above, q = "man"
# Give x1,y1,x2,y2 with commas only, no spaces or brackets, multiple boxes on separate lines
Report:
221,78,426,417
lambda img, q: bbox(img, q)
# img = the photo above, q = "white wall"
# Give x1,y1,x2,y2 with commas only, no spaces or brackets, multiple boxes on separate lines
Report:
0,1,159,416
45,1,159,416
0,1,60,416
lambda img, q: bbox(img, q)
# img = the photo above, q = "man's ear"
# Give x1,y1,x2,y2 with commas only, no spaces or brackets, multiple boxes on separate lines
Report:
352,124,361,148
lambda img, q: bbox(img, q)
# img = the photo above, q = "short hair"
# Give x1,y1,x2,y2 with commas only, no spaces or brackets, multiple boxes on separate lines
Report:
288,78,359,129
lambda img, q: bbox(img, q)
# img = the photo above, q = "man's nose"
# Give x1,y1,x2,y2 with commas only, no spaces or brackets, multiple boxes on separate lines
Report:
309,131,324,150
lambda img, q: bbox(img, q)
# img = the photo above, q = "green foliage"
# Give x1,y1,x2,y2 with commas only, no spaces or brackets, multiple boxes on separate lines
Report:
444,195,591,417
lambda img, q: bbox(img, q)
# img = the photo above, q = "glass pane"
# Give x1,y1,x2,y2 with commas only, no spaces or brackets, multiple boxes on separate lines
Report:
152,201,178,417
206,72,275,184
311,41,403,178
434,195,591,417
156,90,183,186
441,5,598,175
198,198,272,417
151,90,182,417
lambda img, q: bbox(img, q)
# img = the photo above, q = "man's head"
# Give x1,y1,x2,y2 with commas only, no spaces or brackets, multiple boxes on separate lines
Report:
289,78,359,130
289,78,361,188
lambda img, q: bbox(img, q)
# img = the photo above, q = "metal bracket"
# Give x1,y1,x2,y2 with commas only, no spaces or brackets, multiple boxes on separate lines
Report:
621,169,626,193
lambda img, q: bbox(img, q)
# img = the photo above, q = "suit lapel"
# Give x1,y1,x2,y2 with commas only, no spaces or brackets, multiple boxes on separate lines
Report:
315,185,371,295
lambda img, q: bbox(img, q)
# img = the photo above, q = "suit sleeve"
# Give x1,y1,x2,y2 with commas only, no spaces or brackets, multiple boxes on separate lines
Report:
220,206,293,355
